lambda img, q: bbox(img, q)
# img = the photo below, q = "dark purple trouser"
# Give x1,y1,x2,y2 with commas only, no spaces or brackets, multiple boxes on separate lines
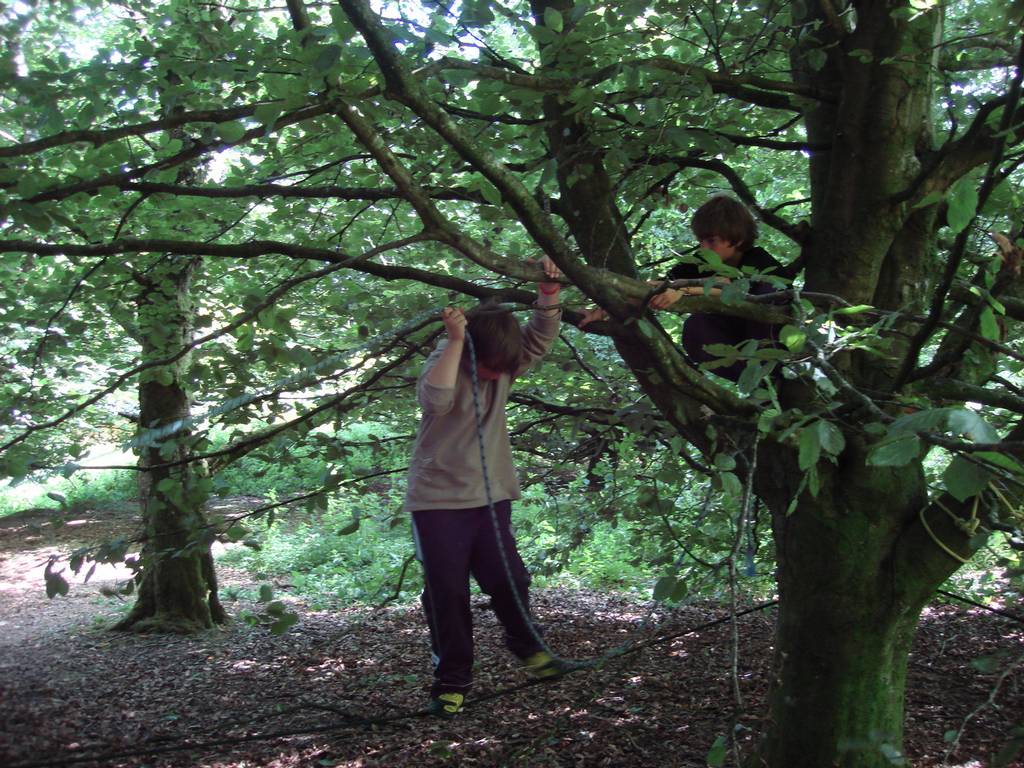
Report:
412,500,541,697
682,284,779,382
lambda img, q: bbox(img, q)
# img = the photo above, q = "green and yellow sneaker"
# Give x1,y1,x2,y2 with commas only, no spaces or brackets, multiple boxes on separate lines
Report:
523,651,565,680
427,692,465,718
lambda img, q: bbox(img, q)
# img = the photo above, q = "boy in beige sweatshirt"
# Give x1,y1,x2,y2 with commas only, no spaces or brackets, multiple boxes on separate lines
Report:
405,256,563,717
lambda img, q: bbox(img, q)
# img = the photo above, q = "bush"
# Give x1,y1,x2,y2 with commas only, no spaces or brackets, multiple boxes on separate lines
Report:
0,468,138,518
217,489,417,608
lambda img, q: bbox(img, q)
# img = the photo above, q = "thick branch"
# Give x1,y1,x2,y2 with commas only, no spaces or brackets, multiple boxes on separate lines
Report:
949,280,1024,322
416,55,831,112
925,378,1024,413
893,36,1024,389
340,0,618,311
0,104,264,159
119,181,484,204
645,56,833,111
21,104,332,204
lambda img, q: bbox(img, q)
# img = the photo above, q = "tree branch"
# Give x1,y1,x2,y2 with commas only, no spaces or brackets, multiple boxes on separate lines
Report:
892,36,1024,389
0,241,423,454
0,103,268,159
646,154,808,245
21,103,332,204
340,0,622,313
118,181,485,203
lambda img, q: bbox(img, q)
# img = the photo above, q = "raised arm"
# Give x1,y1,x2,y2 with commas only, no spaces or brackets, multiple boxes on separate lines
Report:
517,256,563,373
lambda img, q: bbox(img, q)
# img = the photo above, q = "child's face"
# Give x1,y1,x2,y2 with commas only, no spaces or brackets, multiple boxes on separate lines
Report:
699,235,741,265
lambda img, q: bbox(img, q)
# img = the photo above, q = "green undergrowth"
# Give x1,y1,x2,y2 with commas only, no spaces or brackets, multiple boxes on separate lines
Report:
0,468,137,518
5,457,1017,614
215,485,665,609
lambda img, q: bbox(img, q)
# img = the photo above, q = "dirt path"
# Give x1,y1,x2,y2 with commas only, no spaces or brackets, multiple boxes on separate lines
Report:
0,501,1022,767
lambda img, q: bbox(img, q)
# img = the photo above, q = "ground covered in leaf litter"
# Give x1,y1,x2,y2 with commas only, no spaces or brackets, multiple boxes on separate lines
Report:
0,501,1022,768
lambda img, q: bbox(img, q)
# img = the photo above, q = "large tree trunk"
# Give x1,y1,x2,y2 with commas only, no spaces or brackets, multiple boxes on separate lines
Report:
115,19,224,631
761,602,919,766
114,255,224,633
743,5,968,765
752,442,962,766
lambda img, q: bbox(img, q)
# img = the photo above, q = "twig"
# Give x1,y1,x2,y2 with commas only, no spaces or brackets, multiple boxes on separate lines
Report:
943,648,1024,763
379,553,416,606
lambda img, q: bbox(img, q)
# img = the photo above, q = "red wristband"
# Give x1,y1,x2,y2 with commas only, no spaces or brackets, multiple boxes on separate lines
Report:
539,284,560,295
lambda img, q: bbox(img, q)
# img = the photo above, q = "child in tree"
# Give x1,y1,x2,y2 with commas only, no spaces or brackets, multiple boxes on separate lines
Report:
405,256,564,717
581,195,782,382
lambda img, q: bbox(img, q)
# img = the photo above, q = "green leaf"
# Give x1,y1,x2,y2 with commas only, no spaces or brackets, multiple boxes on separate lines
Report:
215,121,247,143
314,44,343,73
706,735,727,767
890,407,951,434
779,324,806,352
155,477,179,494
805,48,827,71
866,434,920,467
270,611,299,634
946,409,997,442
817,420,846,457
912,190,944,210
943,456,992,501
719,471,743,498
713,454,736,471
946,178,978,235
653,575,677,601
329,5,356,37
798,424,821,471
543,7,564,32
736,360,763,395
479,180,502,206
258,584,274,602
461,0,495,27
973,451,1024,476
254,103,284,130
807,464,820,497
832,304,875,315
13,203,53,233
719,280,748,306
979,307,1000,341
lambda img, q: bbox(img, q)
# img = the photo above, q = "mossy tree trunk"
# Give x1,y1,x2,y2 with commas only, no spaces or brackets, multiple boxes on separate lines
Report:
114,3,226,632
115,255,224,633
751,440,973,766
747,4,989,764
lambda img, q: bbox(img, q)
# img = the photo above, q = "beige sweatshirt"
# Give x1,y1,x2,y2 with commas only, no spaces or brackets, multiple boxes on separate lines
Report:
404,307,561,512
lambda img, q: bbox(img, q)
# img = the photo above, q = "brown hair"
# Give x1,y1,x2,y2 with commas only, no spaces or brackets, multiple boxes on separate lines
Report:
464,303,523,374
689,195,758,251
